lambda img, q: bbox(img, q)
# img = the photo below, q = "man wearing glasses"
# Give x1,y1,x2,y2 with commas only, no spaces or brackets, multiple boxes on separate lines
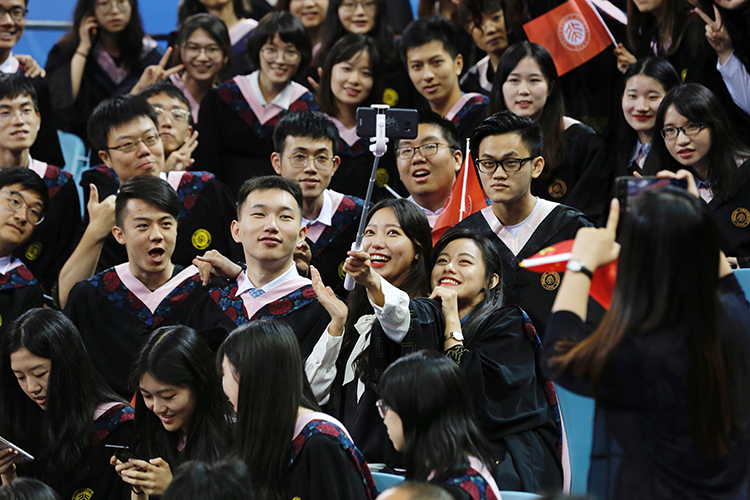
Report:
271,110,364,291
0,166,47,330
57,95,240,308
455,111,602,339
395,110,462,228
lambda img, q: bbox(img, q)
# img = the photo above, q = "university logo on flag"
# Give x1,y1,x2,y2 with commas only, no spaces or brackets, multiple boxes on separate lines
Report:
524,0,615,75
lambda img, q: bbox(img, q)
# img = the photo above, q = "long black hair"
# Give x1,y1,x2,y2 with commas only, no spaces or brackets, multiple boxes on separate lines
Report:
615,57,681,174
0,309,124,484
643,83,750,202
550,187,746,458
217,320,319,500
130,326,233,467
57,0,148,69
343,198,432,380
379,350,496,482
489,42,567,177
177,0,252,25
432,228,502,346
625,0,700,58
173,13,233,79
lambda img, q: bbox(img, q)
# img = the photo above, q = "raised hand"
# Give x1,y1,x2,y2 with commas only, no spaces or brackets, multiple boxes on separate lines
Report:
192,249,242,286
77,14,98,55
694,5,733,63
130,48,184,95
15,55,45,78
311,265,347,336
571,198,621,270
164,130,198,172
613,43,636,74
0,448,20,485
293,238,312,277
118,457,173,497
87,184,116,241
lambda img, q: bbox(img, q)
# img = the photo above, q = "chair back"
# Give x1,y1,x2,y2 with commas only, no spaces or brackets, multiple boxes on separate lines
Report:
555,383,595,495
57,131,89,216
371,471,405,494
733,269,750,301
497,492,543,500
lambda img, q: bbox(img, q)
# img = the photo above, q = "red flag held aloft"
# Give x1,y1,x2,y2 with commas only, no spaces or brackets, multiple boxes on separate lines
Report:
523,0,616,75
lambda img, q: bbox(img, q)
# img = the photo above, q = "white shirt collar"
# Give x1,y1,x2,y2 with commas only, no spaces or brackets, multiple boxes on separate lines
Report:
0,254,13,275
0,52,18,74
302,189,334,228
237,263,300,296
248,70,296,110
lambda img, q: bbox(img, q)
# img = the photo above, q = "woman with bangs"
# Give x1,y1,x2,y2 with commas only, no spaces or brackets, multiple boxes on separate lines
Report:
277,0,329,58
0,309,133,499
196,11,318,189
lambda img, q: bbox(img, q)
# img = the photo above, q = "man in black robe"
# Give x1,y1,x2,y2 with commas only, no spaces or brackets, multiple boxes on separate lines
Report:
455,111,603,339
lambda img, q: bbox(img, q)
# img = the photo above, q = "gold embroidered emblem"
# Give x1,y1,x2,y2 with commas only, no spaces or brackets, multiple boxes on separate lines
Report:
25,242,42,261
338,261,346,280
382,88,399,107
191,229,212,250
73,488,94,500
375,168,389,188
732,208,750,228
548,179,567,198
541,272,561,291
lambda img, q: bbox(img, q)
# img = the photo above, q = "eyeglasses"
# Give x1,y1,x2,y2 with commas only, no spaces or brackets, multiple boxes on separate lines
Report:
660,122,707,141
395,142,445,160
182,43,224,59
107,133,160,153
2,190,44,225
375,399,389,419
286,153,334,170
0,6,27,22
153,106,190,124
475,156,534,173
340,0,377,13
260,47,301,64
0,106,36,122
95,0,131,14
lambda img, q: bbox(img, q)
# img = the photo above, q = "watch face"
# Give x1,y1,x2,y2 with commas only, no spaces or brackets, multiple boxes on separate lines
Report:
451,331,464,341
568,260,583,272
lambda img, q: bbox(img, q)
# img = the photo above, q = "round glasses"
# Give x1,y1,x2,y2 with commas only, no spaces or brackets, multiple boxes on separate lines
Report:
286,153,334,170
660,122,706,141
107,133,160,154
375,399,389,419
95,0,131,14
475,156,534,174
0,6,27,22
395,142,444,160
182,43,224,60
340,0,377,13
261,47,301,64
153,106,190,124
2,190,44,225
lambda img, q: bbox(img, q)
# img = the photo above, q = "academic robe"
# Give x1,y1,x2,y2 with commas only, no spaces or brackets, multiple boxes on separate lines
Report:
79,167,242,273
186,272,331,357
195,76,318,191
459,56,493,97
64,264,210,397
0,259,43,332
446,93,490,145
18,70,65,167
286,412,378,500
532,123,613,225
704,162,750,262
455,205,603,340
306,190,364,291
14,161,80,296
440,456,503,500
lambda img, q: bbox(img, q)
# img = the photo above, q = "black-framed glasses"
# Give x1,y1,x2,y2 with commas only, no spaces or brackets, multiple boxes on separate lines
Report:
475,156,534,173
2,190,44,225
0,6,27,21
286,153,334,170
395,142,444,160
660,122,707,140
107,133,160,153
260,47,301,64
153,106,190,124
375,399,389,419
182,43,223,59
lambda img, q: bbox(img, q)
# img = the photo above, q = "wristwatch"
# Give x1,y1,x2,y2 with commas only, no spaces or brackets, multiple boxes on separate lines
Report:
446,330,464,342
566,259,593,279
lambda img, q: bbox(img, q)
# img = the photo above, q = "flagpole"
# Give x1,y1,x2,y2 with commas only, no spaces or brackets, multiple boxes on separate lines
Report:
459,138,470,222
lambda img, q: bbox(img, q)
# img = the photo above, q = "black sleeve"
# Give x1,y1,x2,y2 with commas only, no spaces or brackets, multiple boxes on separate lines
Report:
28,77,65,167
84,420,134,500
194,91,225,181
564,129,613,225
441,484,472,500
541,310,594,397
285,433,370,500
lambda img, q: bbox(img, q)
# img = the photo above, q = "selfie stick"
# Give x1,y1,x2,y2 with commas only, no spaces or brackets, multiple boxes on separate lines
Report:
344,104,390,291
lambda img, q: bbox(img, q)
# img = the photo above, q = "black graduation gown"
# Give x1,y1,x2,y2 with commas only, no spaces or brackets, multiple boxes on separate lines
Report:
195,79,318,191
440,462,501,500
307,192,364,291
0,260,43,332
79,167,242,273
531,123,613,225
455,206,603,340
14,163,80,296
64,265,212,397
705,164,750,261
449,94,490,145
25,75,65,167
186,280,331,357
329,136,403,201
460,56,493,97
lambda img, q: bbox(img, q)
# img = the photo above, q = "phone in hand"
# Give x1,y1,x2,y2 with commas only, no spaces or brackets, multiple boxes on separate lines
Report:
105,444,142,463
356,108,418,140
615,176,688,212
0,436,34,463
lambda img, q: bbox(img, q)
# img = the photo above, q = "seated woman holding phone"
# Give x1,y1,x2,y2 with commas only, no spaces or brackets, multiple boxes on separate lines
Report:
0,309,133,499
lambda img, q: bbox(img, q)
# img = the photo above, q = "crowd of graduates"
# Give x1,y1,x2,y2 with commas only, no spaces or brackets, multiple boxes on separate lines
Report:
0,0,748,498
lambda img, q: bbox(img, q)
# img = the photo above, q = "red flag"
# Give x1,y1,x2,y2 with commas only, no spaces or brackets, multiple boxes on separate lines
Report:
432,148,488,246
523,0,616,76
520,239,618,309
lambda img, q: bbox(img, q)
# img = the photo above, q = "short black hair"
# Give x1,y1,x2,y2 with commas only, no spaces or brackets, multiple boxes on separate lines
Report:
87,95,159,152
247,12,312,79
0,74,38,111
161,460,255,500
115,175,180,227
399,108,460,151
236,176,303,218
0,477,63,500
0,167,48,210
471,110,543,162
139,81,192,113
401,15,461,61
273,110,340,156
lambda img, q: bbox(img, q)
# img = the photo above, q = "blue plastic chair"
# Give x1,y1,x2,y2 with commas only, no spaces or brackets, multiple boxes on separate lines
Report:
733,269,750,301
56,130,89,217
498,492,543,500
555,383,596,495
371,471,405,493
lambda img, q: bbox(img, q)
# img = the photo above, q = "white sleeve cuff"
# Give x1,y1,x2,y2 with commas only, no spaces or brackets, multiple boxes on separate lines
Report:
305,326,344,404
367,274,410,343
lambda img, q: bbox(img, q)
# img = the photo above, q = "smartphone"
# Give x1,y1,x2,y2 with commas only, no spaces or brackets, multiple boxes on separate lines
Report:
615,176,688,212
105,444,142,463
356,108,418,139
0,436,34,463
